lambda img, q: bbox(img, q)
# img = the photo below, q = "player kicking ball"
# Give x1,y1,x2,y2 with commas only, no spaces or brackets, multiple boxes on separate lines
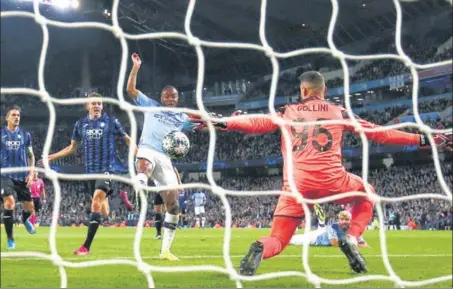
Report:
1,106,37,249
195,71,452,274
127,53,200,261
289,211,368,248
41,93,136,255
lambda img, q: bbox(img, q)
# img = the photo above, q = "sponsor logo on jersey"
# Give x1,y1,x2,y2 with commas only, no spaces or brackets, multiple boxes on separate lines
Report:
5,140,21,150
154,114,182,128
86,128,104,139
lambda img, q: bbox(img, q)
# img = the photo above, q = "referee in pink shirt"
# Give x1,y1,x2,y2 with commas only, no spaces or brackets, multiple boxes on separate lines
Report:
29,172,46,225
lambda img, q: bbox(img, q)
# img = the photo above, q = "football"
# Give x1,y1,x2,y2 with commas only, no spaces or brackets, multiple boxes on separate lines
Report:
162,131,190,159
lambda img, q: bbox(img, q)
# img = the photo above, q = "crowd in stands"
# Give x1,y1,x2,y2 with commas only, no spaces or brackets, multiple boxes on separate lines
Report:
5,89,450,230
243,28,452,100
347,33,453,84
1,91,451,166
2,21,452,232
13,163,452,231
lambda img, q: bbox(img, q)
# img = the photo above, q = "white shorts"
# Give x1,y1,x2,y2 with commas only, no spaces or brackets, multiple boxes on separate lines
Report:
194,206,205,215
289,226,326,246
136,147,178,187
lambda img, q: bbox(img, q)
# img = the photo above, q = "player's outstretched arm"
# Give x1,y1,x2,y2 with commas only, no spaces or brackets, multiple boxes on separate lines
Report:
113,117,137,155
45,140,80,163
348,117,452,151
126,53,142,101
127,53,160,107
188,112,226,132
223,113,279,134
123,135,137,155
190,110,279,134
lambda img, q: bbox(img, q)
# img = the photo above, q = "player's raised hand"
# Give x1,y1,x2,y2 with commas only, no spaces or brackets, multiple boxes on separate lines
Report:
420,132,453,152
131,53,142,69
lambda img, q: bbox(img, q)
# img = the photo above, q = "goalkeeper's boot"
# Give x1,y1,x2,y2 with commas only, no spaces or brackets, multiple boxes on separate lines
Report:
313,204,326,227
154,234,162,240
74,245,90,256
239,241,263,276
24,217,36,235
159,250,179,261
339,235,367,273
7,239,16,250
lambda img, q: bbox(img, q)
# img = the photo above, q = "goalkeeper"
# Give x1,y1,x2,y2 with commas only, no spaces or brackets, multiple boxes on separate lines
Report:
192,71,452,274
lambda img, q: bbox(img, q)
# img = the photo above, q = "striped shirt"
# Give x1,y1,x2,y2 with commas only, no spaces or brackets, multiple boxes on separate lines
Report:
1,126,32,181
71,113,126,174
179,191,187,208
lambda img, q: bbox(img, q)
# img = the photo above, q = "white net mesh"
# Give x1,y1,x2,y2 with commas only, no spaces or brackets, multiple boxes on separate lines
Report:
1,0,452,287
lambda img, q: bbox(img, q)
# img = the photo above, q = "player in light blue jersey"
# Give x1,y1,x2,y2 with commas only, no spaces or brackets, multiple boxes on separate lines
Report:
127,53,199,261
289,211,368,247
192,190,207,228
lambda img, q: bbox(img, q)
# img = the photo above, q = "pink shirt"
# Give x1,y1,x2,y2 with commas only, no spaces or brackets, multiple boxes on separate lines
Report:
30,179,45,198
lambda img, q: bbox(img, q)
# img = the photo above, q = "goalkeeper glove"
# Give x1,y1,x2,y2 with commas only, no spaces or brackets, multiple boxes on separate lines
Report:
213,110,248,129
420,132,452,152
189,112,226,130
189,110,248,130
208,112,227,129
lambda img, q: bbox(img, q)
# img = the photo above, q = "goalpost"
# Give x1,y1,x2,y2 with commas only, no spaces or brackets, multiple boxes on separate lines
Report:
1,0,452,287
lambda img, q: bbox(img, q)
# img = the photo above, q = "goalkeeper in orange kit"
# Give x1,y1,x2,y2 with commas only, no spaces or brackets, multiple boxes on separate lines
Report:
191,71,452,275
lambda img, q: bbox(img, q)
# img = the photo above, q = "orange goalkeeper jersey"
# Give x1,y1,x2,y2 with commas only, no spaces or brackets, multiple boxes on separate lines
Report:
227,96,421,190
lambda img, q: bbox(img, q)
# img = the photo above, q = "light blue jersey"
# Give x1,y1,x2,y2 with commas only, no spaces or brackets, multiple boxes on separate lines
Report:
134,91,194,153
192,191,206,207
313,223,365,246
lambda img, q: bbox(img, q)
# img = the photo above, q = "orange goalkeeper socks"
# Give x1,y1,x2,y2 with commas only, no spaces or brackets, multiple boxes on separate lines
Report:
349,199,373,238
259,236,282,259
259,216,301,259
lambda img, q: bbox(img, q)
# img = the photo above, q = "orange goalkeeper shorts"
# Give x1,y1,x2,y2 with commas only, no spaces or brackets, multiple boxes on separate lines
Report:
273,172,376,218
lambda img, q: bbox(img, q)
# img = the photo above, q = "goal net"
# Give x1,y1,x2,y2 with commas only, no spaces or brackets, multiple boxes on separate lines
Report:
1,0,452,287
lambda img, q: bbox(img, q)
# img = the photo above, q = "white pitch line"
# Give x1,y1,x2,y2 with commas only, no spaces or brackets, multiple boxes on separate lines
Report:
1,254,452,261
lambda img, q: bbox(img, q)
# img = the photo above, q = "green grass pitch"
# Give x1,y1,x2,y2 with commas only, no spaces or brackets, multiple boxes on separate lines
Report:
1,227,452,288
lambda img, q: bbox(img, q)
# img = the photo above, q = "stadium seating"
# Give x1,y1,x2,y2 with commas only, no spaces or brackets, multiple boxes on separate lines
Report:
3,25,452,231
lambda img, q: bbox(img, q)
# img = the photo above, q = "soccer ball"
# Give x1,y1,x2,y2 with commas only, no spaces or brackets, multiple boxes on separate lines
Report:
162,131,190,159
